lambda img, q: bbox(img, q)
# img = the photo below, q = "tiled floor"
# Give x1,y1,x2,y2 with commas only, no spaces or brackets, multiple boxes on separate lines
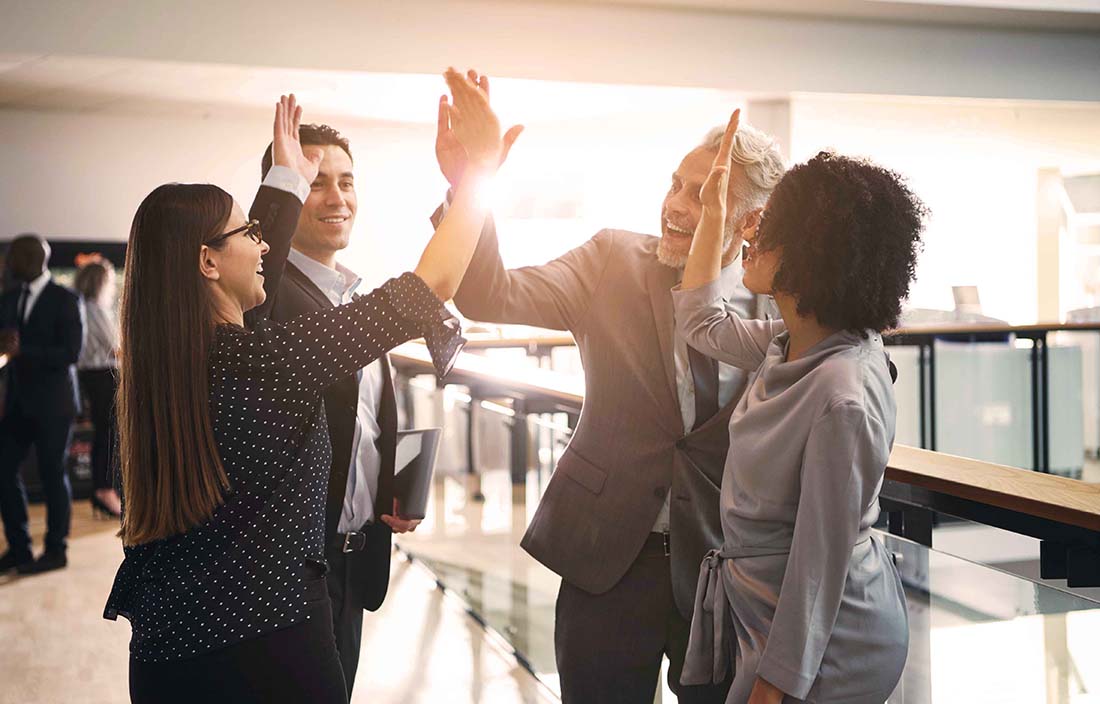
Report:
3,409,1098,703
0,504,555,704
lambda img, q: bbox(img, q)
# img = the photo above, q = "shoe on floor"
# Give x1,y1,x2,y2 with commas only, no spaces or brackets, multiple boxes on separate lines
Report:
0,550,34,573
18,550,67,575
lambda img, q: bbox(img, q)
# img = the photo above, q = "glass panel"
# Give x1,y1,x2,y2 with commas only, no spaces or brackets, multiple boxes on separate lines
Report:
397,372,1100,702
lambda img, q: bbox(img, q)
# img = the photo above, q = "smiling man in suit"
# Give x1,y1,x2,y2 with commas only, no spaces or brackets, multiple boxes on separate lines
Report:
0,234,84,575
435,74,786,703
246,124,421,699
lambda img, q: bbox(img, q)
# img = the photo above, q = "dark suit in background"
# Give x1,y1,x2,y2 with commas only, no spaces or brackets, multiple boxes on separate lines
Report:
0,277,84,562
245,198,397,698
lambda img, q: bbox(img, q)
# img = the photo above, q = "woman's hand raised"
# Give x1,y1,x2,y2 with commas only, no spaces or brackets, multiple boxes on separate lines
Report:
442,68,503,172
681,108,740,291
272,94,322,185
700,109,739,220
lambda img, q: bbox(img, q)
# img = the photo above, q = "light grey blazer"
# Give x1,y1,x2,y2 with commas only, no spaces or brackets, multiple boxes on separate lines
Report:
451,218,769,615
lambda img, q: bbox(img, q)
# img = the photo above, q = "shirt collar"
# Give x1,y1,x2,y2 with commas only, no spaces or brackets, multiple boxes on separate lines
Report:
287,248,361,301
26,269,51,296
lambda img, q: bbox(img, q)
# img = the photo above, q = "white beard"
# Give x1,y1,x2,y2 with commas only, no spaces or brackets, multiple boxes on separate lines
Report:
655,238,689,269
655,209,745,270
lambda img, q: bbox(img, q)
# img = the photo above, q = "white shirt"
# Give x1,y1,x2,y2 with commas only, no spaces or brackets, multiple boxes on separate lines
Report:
652,261,759,534
78,299,119,370
19,269,51,323
286,248,386,532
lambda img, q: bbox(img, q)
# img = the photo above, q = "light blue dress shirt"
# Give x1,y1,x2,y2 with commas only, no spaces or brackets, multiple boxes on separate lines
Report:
286,248,385,532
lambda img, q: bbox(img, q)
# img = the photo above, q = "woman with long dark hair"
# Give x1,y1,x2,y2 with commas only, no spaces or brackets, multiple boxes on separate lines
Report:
104,71,502,703
676,111,925,703
74,258,121,518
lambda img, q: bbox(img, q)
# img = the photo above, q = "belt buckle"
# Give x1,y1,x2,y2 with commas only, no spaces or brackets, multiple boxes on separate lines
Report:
342,532,357,553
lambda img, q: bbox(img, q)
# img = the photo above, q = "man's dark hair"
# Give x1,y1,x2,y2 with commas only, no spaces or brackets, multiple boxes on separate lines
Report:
260,123,352,179
7,234,50,284
756,151,927,335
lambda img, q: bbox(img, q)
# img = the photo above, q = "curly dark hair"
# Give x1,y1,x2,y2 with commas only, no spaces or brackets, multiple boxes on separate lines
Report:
755,151,927,335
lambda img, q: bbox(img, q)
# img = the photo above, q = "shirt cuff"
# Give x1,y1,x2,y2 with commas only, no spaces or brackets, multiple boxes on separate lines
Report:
383,273,466,379
262,165,312,204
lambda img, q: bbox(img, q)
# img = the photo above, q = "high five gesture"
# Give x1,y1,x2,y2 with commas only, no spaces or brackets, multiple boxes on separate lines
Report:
682,109,741,290
271,94,322,185
413,68,508,302
436,70,524,188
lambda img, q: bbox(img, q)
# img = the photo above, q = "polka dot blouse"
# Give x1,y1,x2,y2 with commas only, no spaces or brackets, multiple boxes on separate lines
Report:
104,272,463,662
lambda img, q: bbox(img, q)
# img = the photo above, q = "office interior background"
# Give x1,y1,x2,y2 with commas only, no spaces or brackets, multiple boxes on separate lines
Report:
1,1,1100,703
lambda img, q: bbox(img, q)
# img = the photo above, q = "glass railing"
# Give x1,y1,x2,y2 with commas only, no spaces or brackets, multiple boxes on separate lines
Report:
395,354,1100,703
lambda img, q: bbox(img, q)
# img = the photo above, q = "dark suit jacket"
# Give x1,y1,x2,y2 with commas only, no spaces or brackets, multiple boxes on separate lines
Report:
245,189,396,613
0,280,84,419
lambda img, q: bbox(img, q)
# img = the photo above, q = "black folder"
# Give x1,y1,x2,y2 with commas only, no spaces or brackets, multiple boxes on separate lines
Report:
392,428,441,520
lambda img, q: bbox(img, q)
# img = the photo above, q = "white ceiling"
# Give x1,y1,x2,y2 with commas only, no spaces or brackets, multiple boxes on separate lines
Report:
1,0,1096,120
575,0,1100,30
0,54,743,124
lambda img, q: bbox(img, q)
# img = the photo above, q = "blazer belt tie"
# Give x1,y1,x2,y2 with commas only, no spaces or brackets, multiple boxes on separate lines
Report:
680,532,873,686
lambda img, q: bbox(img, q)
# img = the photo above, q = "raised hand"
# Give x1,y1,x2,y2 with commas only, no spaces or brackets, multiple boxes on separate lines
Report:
681,109,741,290
272,94,322,184
700,109,739,218
436,70,523,187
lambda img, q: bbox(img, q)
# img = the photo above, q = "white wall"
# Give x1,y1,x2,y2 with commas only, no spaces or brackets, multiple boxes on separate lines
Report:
5,87,1100,322
0,87,740,287
789,95,1100,323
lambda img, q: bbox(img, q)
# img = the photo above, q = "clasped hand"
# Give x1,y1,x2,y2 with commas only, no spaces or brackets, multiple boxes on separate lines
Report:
380,498,421,534
0,330,20,358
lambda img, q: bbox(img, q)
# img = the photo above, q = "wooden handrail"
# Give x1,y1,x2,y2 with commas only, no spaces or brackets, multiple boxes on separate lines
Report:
392,341,1100,534
886,445,1100,532
391,343,584,406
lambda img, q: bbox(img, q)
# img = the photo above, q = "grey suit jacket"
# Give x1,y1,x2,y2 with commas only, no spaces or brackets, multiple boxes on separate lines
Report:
452,218,768,617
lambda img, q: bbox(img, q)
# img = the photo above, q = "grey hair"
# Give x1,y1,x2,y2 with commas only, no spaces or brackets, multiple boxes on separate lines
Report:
699,122,785,213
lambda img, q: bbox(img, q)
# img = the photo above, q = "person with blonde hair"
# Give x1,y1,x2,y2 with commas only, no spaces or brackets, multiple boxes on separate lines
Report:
74,256,121,518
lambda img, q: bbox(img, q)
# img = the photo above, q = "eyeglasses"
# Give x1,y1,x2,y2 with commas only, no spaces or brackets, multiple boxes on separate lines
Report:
208,219,263,246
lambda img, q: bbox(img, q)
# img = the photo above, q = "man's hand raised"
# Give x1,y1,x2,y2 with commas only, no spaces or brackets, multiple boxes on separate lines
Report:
272,94,322,185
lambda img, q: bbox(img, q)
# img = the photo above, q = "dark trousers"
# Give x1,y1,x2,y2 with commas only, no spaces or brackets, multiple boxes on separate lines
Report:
0,409,74,558
78,368,117,491
555,533,732,704
129,576,347,704
326,541,364,700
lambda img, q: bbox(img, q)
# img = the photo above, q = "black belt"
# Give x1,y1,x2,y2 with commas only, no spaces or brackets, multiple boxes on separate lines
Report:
333,529,370,553
640,531,672,557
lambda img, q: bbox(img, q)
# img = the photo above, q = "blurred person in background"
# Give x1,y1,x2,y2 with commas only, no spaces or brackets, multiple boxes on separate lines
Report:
75,257,122,519
0,233,84,575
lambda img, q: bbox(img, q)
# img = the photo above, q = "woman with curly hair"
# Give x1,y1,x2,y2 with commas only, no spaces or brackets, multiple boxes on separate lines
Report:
675,110,926,704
